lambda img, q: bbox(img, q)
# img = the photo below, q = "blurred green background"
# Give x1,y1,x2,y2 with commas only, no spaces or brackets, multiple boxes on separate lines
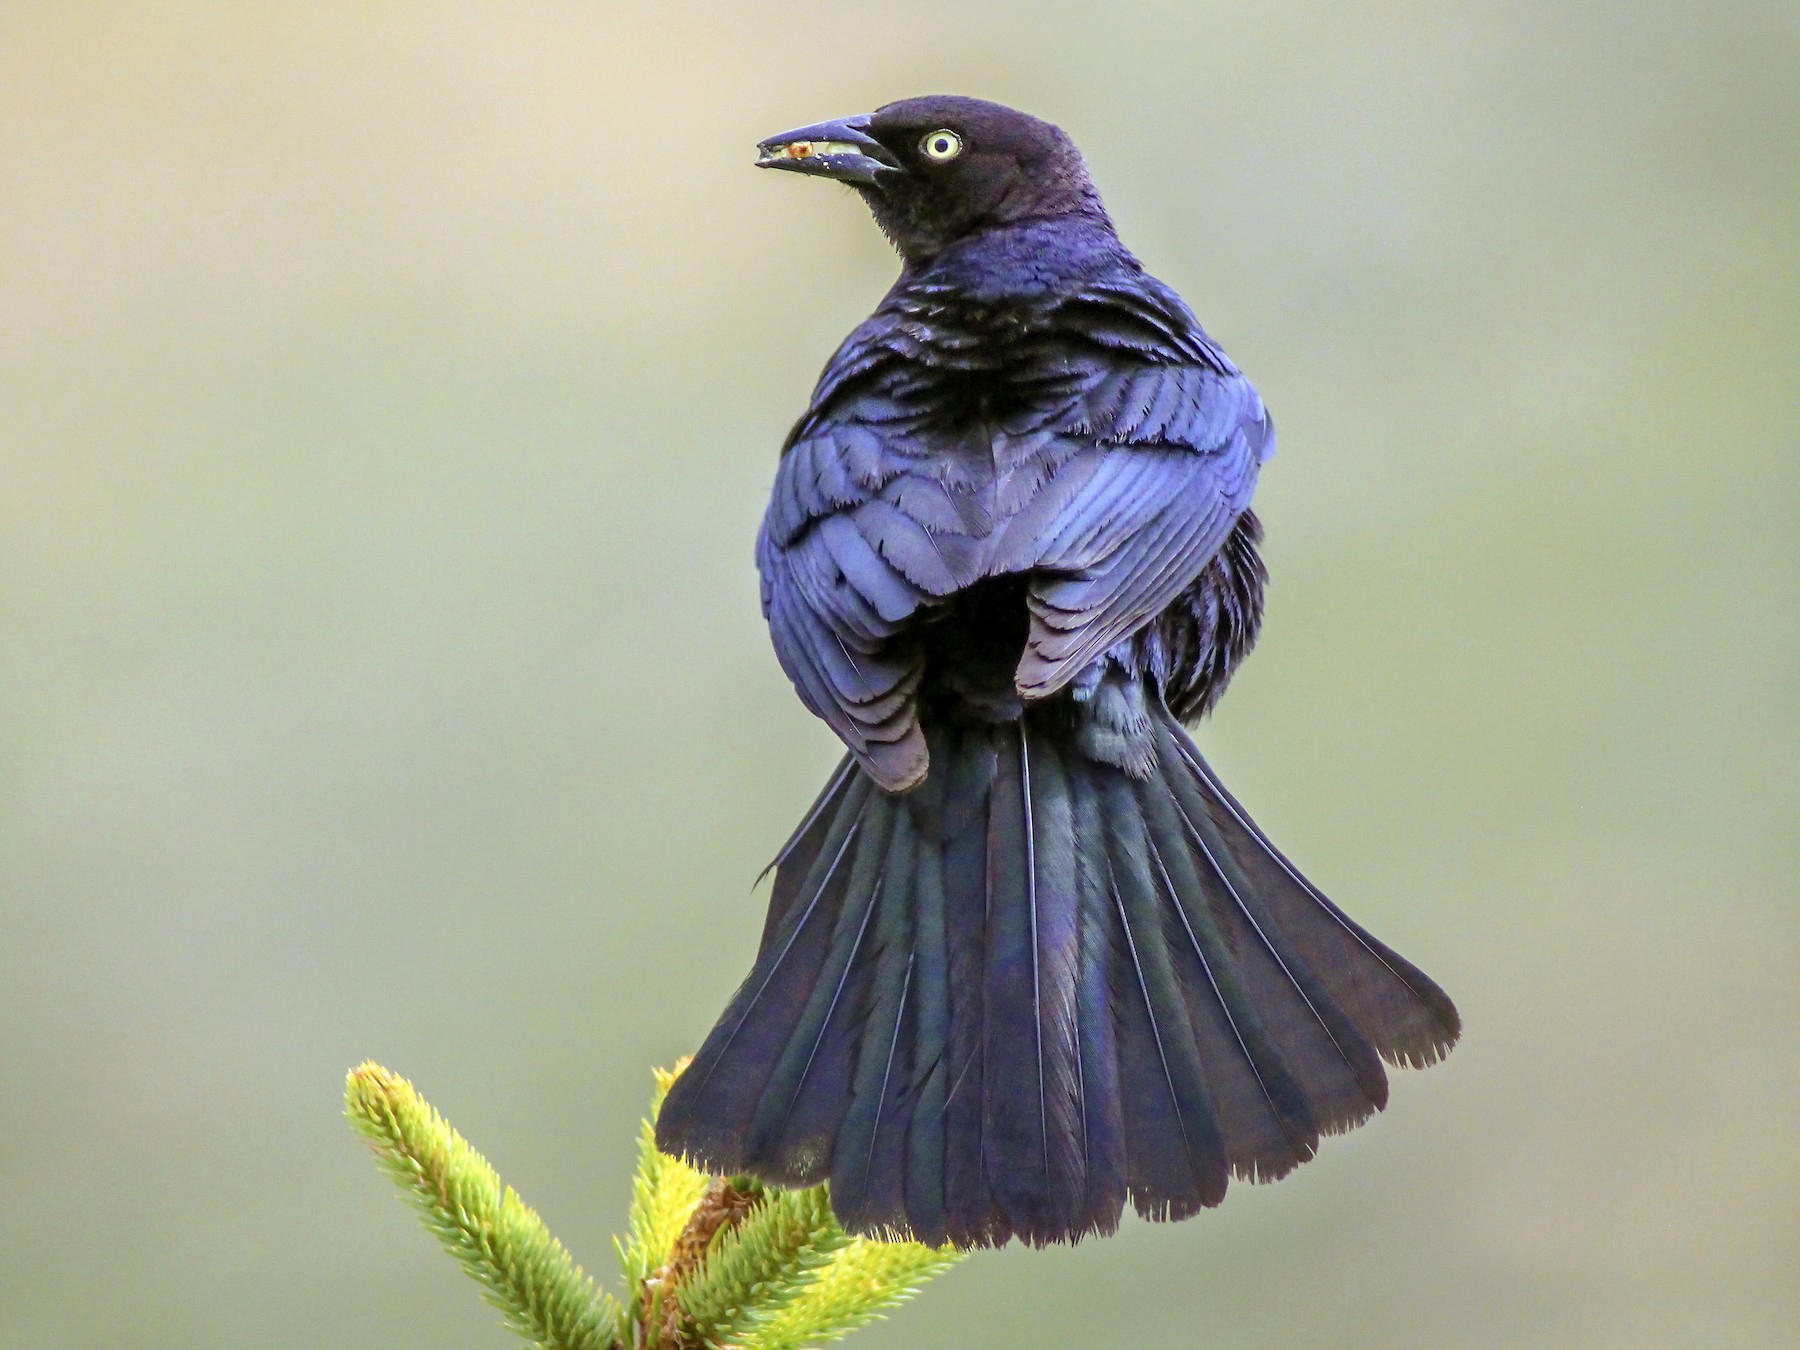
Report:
3,2,1795,1346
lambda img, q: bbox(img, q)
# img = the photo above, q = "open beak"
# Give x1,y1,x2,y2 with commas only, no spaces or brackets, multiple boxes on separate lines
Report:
756,114,898,186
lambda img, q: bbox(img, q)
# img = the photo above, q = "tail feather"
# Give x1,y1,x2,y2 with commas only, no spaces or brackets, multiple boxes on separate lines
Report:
1094,764,1231,1217
1135,772,1322,1182
980,725,1087,1242
1067,766,1127,1237
830,808,919,1229
1155,725,1391,1126
1167,730,1462,1068
656,706,1459,1247
938,784,1000,1242
757,754,859,946
899,824,950,1241
1022,731,1094,1226
743,800,895,1182
663,794,866,1170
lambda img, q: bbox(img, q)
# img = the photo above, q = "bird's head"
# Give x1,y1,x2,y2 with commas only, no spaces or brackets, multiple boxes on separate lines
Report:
756,95,1106,261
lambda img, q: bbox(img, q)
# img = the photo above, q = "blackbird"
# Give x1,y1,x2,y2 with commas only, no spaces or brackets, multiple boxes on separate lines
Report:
656,95,1459,1248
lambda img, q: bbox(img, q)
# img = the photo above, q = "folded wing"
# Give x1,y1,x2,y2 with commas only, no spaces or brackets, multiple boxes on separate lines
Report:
756,278,1275,788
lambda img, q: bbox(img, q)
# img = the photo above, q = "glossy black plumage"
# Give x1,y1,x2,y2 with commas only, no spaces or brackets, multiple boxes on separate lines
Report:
657,96,1459,1247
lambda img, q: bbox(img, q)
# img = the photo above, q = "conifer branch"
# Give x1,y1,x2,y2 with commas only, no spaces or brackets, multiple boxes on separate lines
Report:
746,1235,964,1350
346,1061,964,1350
619,1062,712,1309
670,1183,847,1347
345,1061,622,1350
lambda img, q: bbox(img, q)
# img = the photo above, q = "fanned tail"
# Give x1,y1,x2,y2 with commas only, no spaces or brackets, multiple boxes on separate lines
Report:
656,706,1459,1247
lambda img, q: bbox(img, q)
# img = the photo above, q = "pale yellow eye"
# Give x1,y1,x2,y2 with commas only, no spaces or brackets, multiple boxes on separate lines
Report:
920,129,963,162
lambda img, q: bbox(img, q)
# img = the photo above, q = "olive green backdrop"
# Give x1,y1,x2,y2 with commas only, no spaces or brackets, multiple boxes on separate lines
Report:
3,3,1795,1346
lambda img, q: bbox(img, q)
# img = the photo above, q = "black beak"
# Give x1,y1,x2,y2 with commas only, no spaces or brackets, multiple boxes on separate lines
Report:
756,114,898,186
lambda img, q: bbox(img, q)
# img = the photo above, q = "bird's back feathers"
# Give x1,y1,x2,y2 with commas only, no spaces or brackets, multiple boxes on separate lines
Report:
757,231,1272,791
